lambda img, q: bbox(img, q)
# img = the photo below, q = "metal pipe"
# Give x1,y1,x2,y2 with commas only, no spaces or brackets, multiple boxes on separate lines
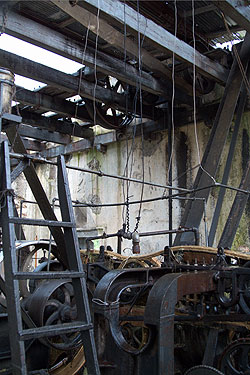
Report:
203,199,208,247
9,152,250,196
168,107,173,246
9,152,191,193
0,68,15,143
16,195,214,211
85,227,199,243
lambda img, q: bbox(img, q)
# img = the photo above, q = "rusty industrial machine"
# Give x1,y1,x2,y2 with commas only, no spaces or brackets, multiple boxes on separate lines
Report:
0,127,250,374
0,33,250,373
1,231,250,375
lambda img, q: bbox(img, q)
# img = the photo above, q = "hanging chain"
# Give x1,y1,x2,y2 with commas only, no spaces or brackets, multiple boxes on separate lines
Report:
134,216,140,232
126,196,130,232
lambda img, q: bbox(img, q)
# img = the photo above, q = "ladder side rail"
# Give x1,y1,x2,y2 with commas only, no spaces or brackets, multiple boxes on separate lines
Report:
0,141,27,375
57,155,100,375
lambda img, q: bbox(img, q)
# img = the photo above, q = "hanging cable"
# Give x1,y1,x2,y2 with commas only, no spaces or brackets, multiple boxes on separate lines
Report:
122,0,131,229
192,0,216,184
167,0,177,186
74,20,91,120
134,0,146,232
93,1,100,126
221,11,250,94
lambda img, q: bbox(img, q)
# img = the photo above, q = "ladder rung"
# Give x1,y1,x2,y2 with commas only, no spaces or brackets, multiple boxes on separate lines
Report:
14,271,85,280
19,321,93,340
9,217,75,228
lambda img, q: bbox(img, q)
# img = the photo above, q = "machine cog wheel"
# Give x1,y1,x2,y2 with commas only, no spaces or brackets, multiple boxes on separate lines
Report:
184,365,224,375
219,338,250,375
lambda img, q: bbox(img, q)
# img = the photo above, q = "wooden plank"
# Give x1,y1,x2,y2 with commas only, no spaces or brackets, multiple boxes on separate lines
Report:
21,138,46,152
0,49,157,119
206,25,244,40
215,0,250,34
51,0,194,95
2,9,192,105
184,5,217,17
10,110,94,139
41,101,220,159
80,0,229,83
15,86,91,122
3,109,93,139
14,124,71,144
1,132,45,151
41,131,116,159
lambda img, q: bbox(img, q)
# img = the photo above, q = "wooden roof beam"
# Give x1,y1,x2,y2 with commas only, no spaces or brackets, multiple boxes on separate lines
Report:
10,110,94,139
78,0,229,83
1,9,192,106
51,0,194,96
0,49,156,119
215,0,250,34
12,124,71,144
15,86,91,122
1,133,45,152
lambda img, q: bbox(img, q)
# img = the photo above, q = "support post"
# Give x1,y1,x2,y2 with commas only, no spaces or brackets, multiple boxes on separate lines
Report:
208,84,248,246
174,33,250,245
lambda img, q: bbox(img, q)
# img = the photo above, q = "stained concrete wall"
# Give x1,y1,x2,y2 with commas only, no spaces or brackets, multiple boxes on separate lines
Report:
13,109,250,254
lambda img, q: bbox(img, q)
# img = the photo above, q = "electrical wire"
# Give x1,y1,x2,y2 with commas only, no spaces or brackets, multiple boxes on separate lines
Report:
191,0,216,185
9,151,192,192
221,11,250,94
93,1,100,126
121,4,148,232
74,20,91,120
122,0,131,228
167,0,177,186
134,0,146,232
9,151,250,199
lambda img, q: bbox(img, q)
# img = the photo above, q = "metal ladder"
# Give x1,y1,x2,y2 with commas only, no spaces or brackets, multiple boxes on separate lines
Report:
0,140,100,375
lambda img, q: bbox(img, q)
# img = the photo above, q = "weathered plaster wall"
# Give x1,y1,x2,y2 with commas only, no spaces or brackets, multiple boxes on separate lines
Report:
13,110,250,254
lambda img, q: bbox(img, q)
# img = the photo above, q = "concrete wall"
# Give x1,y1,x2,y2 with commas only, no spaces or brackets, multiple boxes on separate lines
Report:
13,110,250,254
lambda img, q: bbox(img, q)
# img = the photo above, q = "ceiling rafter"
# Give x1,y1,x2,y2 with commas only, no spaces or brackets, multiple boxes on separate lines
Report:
215,0,250,34
15,86,91,122
1,8,192,105
78,0,229,83
51,0,194,95
0,48,157,119
11,110,94,139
